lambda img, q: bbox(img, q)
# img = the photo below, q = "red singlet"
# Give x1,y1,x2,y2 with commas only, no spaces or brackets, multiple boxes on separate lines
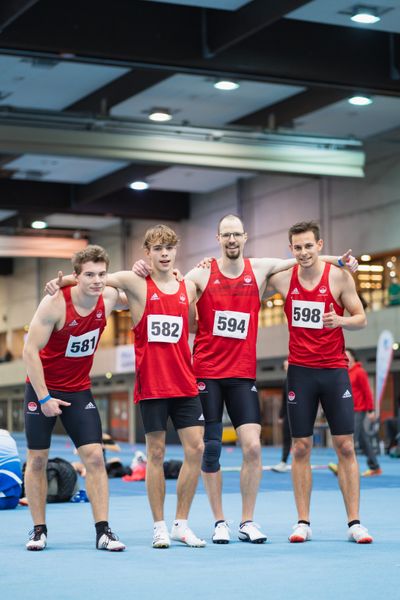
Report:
133,277,198,403
284,263,347,368
193,259,260,379
34,286,106,391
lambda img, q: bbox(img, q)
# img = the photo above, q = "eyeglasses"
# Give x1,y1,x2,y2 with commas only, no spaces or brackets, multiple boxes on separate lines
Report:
219,232,245,240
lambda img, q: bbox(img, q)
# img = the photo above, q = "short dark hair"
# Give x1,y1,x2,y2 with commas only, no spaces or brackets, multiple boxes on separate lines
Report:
218,214,245,234
72,245,110,274
288,221,321,243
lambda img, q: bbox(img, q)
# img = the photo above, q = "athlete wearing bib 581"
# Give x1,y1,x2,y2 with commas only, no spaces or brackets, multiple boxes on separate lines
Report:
24,246,126,552
269,221,373,544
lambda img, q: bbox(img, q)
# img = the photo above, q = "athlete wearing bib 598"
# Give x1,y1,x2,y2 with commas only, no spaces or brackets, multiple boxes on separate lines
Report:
269,221,373,545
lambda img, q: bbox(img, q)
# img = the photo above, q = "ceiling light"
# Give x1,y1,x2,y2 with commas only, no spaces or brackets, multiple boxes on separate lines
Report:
129,180,149,191
360,254,371,261
348,95,373,106
31,220,47,229
148,109,172,122
350,7,381,24
393,343,399,351
214,80,240,91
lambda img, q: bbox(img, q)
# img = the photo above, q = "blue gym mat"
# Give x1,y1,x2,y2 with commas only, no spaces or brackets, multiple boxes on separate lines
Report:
2,434,399,600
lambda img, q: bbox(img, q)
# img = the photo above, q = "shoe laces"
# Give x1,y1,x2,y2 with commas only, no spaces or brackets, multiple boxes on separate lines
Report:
99,527,119,548
28,527,46,541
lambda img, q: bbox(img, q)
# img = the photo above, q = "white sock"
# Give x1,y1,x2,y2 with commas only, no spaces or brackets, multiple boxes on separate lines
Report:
173,519,188,530
154,520,167,530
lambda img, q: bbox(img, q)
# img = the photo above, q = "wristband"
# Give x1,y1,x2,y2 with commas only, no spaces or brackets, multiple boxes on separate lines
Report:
39,394,51,405
337,257,345,267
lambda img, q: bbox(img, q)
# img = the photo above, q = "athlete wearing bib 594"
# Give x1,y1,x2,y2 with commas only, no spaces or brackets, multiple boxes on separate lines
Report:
269,221,373,545
24,245,126,553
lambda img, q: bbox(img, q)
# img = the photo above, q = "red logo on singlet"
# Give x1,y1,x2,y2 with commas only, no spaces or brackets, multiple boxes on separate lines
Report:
244,275,252,284
319,286,327,295
96,310,103,319
28,402,37,412
288,391,296,402
197,381,206,392
179,294,186,303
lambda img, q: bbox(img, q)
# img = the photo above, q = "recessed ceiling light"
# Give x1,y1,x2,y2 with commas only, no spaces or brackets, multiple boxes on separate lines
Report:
351,7,381,24
360,254,371,261
214,80,240,91
393,342,399,351
148,109,172,122
129,181,149,191
31,220,47,229
348,95,373,106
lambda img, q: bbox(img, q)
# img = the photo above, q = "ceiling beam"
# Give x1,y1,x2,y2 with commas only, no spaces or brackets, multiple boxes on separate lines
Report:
0,178,71,212
67,69,172,115
0,0,40,33
204,0,311,57
231,88,350,128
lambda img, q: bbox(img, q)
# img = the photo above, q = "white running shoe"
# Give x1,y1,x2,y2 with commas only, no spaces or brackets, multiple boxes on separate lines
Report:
26,528,47,551
288,523,312,543
96,527,126,551
272,461,289,473
153,525,170,549
348,524,373,544
212,521,230,544
238,521,267,544
170,523,206,547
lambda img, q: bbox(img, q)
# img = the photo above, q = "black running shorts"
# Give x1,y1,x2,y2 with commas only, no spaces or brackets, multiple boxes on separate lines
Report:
197,378,261,428
139,396,204,434
286,365,354,438
24,383,103,450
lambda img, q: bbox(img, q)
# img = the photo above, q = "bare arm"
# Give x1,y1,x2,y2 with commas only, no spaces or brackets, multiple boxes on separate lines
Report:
185,280,198,334
23,296,71,416
322,270,366,330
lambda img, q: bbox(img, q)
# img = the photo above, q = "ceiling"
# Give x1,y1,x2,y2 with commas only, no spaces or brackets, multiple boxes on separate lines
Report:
0,0,399,236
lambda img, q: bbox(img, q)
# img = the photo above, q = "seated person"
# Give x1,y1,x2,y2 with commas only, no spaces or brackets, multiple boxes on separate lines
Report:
0,429,22,509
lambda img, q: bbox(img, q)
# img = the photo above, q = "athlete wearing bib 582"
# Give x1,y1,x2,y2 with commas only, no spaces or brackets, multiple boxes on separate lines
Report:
269,221,373,544
24,246,126,552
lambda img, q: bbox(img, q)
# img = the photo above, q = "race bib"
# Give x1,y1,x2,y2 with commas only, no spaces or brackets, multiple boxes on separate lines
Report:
292,300,324,329
213,310,250,339
147,314,183,343
65,328,100,357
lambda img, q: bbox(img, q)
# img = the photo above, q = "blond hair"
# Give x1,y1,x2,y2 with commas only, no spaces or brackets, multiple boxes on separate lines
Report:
143,224,179,250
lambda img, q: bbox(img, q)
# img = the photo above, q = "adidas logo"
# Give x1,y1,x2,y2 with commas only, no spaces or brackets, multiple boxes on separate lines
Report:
213,279,221,285
291,288,300,295
251,385,257,392
150,293,160,301
68,319,78,327
198,414,205,421
84,402,96,410
342,390,352,398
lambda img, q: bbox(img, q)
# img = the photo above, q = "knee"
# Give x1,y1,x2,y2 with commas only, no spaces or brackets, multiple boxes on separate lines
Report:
202,422,222,473
83,447,105,472
242,439,261,463
185,438,204,462
292,439,312,460
336,438,355,460
28,455,47,473
147,444,165,467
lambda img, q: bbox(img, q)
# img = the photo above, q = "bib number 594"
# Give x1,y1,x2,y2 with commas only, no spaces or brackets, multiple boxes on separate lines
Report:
213,310,250,340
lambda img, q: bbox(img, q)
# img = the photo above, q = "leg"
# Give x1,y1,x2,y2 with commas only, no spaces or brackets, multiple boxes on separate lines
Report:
77,443,109,522
144,431,166,522
236,423,262,523
332,434,360,522
357,413,380,471
25,448,49,525
176,426,204,519
291,436,313,522
201,421,224,521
